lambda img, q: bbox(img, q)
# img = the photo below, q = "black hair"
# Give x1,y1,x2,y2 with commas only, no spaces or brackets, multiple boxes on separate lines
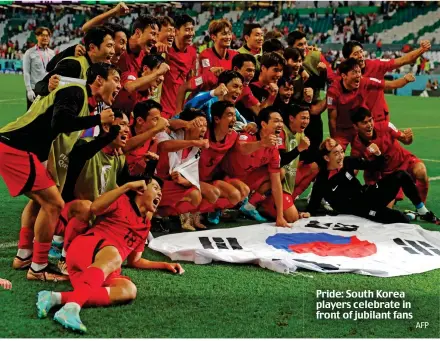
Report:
243,23,261,39
133,99,163,121
173,14,195,29
277,75,294,88
157,15,175,30
217,70,244,85
350,106,372,124
256,106,279,131
262,38,284,54
104,23,129,40
284,47,303,62
211,100,235,121
132,15,159,35
139,54,165,76
342,40,364,59
84,26,114,52
86,62,120,84
338,57,361,75
286,30,306,47
283,104,309,125
260,52,286,69
179,107,206,122
113,108,126,120
231,53,256,69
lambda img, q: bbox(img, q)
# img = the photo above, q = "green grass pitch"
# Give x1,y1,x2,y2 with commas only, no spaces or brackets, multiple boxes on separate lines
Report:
0,74,439,338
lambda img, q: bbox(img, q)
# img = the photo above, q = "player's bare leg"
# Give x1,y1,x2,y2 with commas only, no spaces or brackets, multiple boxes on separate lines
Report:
411,161,429,203
13,199,40,269
227,179,250,200
25,186,68,281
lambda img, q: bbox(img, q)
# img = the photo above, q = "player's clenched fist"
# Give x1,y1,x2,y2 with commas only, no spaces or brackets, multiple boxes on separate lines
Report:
74,44,86,57
125,180,147,192
48,74,60,92
154,117,169,133
298,136,310,152
100,109,115,124
367,143,381,156
303,87,313,103
404,73,415,83
194,139,210,149
157,62,170,75
420,40,431,52
261,134,278,148
214,83,228,97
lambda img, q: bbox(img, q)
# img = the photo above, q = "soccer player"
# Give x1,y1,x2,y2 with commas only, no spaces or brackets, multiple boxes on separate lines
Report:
342,39,431,122
23,26,55,108
116,15,159,74
4,63,120,281
160,14,197,119
307,138,438,224
260,105,313,222
237,23,264,70
350,107,429,205
35,27,116,96
155,108,208,227
113,54,170,113
36,178,183,333
125,100,169,176
222,106,290,227
199,101,252,225
157,16,176,49
327,58,386,150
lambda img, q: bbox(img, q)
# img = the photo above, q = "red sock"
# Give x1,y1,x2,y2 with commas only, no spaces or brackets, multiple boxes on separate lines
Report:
416,180,429,203
64,217,88,252
18,227,34,250
176,201,196,215
84,288,111,307
65,267,106,307
249,192,265,206
32,242,51,264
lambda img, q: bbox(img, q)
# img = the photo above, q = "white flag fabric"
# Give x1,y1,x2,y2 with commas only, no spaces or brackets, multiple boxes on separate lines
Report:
149,215,440,277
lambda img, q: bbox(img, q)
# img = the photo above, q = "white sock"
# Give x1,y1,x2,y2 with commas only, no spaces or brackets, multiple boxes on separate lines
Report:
64,302,81,313
52,235,64,244
31,262,47,271
17,248,32,259
417,205,429,215
61,248,67,258
51,292,62,305
244,201,256,210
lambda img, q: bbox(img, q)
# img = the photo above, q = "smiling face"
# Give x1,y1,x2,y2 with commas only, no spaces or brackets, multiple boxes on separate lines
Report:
325,144,345,169
36,29,50,48
261,64,283,84
158,24,175,47
349,45,365,69
214,106,236,134
355,114,374,139
289,110,310,133
110,113,130,148
223,78,243,103
293,37,308,54
91,34,115,63
287,56,302,76
98,69,121,106
342,64,361,90
140,178,162,213
212,27,232,49
137,25,159,53
262,112,284,135
111,31,127,64
236,61,255,85
176,22,195,48
246,27,264,51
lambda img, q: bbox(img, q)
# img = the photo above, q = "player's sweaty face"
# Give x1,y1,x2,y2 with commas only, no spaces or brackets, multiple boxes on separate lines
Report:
357,116,374,138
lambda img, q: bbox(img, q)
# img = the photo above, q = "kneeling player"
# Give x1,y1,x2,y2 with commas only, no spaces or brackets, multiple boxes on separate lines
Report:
36,178,183,333
307,138,438,224
350,107,429,204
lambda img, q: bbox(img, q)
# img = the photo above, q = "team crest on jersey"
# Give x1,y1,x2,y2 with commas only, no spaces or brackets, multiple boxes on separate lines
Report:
327,97,333,105
201,59,210,68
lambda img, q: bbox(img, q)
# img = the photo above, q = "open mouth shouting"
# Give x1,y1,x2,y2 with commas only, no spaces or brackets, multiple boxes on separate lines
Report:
152,195,161,210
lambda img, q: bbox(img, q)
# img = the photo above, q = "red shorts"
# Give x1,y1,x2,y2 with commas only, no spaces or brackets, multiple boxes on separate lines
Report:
334,128,356,151
391,154,422,201
67,233,130,288
158,180,199,207
238,167,271,192
54,200,75,236
0,143,55,196
260,192,295,219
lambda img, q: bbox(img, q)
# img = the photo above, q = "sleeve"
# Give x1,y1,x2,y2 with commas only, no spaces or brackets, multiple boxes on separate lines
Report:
279,148,300,167
121,71,137,85
326,85,338,110
378,58,397,75
268,148,281,173
101,198,120,215
155,131,172,144
350,141,364,158
184,91,214,109
23,50,32,90
365,77,385,91
387,121,402,139
116,162,131,187
46,44,76,72
343,155,385,172
240,86,260,108
34,59,82,96
51,87,101,134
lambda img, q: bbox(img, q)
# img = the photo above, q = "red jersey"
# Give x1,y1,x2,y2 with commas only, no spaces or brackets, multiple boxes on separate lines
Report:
351,121,411,179
90,194,150,261
327,77,385,129
116,49,146,74
113,71,150,113
237,84,259,108
199,129,238,182
160,43,197,118
223,132,280,179
126,126,157,176
362,59,397,117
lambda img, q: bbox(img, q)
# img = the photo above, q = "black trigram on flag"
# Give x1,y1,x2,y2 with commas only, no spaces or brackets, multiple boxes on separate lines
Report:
305,220,359,232
199,237,243,250
393,238,440,256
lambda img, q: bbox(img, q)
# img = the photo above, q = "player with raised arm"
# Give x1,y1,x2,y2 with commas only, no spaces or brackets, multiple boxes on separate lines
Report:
36,178,183,333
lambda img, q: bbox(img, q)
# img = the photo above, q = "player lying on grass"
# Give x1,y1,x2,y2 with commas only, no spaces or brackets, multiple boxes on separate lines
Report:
36,178,183,333
350,107,429,205
4,63,120,282
307,138,438,224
